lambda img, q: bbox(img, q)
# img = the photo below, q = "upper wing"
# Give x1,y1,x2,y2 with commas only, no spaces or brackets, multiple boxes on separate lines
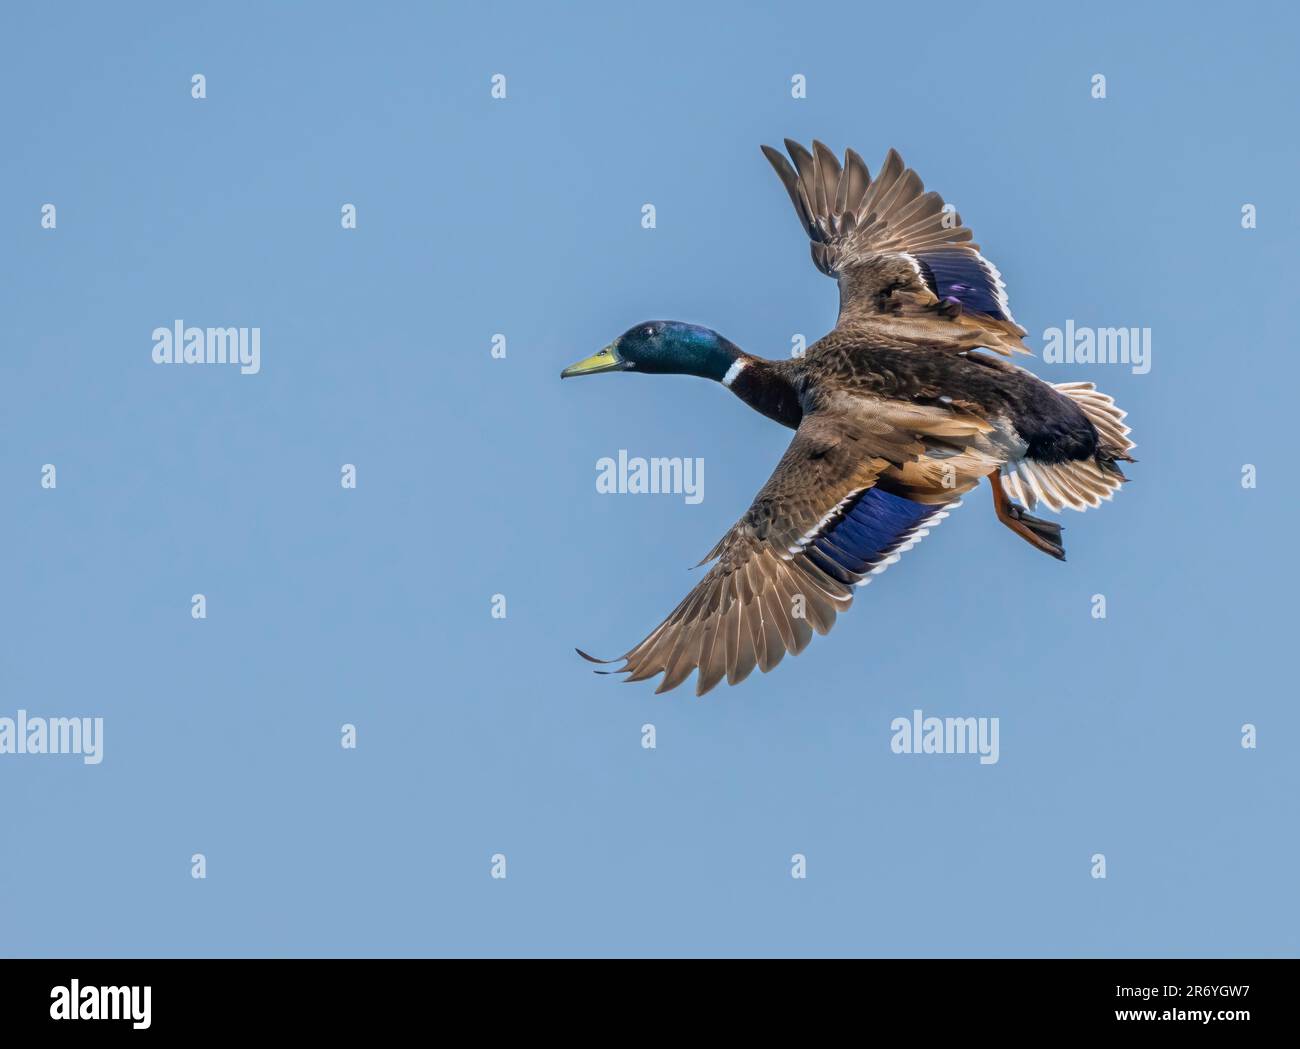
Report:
582,406,992,696
761,139,1029,355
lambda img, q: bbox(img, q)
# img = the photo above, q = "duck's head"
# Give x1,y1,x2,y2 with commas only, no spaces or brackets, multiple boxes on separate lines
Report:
561,321,741,381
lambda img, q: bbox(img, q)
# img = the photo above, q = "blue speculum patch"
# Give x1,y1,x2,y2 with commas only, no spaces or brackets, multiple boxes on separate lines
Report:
916,250,1009,321
807,488,935,584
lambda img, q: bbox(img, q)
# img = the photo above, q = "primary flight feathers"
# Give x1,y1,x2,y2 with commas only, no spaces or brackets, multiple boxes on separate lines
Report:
761,139,1028,355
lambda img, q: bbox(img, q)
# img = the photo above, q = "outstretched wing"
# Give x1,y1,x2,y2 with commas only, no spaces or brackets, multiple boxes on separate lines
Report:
761,139,1029,356
581,405,993,696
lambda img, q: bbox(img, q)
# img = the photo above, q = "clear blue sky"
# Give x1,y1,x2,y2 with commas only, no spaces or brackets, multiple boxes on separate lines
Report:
1,1,1296,957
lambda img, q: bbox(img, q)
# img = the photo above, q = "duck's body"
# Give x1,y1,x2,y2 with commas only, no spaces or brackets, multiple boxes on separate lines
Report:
562,140,1134,696
721,327,1129,513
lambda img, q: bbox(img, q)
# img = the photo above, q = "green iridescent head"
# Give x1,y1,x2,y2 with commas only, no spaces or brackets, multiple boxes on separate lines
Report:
561,321,740,382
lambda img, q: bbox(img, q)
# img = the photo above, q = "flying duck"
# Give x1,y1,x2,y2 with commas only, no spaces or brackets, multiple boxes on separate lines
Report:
561,139,1135,696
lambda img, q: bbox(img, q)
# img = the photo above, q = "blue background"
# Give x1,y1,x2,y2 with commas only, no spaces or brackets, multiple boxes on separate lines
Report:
1,1,1296,957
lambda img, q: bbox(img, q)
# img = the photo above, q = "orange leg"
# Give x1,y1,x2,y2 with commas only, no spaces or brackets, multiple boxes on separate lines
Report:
988,470,1066,561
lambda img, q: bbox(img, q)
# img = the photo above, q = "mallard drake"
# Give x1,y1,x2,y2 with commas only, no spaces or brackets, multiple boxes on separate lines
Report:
562,139,1135,696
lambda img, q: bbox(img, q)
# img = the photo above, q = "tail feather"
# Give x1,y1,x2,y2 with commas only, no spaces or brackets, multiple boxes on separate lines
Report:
1001,383,1135,513
1052,381,1135,460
